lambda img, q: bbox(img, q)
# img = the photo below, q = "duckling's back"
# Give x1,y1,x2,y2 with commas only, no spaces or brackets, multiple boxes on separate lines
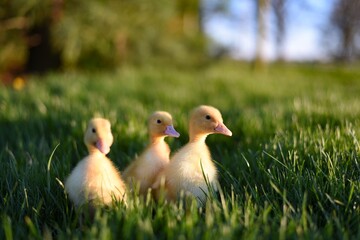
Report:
123,142,170,195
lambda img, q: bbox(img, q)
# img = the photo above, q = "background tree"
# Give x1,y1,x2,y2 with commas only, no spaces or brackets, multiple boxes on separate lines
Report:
0,0,208,76
272,0,287,61
330,0,360,62
0,0,57,75
52,0,179,68
254,0,270,69
175,0,202,35
162,0,207,66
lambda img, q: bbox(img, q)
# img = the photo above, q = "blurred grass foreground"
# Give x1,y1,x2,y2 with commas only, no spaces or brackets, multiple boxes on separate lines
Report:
0,62,360,239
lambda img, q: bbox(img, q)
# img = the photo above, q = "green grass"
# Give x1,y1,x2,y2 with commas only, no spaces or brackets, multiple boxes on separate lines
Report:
1,62,360,239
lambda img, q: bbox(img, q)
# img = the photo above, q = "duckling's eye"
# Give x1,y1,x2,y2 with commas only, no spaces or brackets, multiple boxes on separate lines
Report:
92,128,96,133
205,115,211,120
157,119,162,124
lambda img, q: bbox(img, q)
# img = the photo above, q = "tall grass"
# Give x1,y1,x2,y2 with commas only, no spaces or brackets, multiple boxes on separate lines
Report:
0,62,359,239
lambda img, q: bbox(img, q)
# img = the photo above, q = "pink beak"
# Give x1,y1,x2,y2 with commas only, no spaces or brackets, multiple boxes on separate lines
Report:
164,125,180,138
96,139,111,154
214,122,232,136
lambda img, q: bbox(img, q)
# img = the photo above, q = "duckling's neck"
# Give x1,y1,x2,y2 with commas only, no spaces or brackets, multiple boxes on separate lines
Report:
150,136,166,145
189,134,208,143
87,145,102,155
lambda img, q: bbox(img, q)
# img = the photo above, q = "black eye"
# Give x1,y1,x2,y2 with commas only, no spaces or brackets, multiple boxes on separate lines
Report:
157,119,162,124
205,115,211,120
92,128,96,133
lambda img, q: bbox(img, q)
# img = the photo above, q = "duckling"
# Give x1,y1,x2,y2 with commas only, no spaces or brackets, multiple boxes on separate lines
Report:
153,105,232,204
65,118,127,208
122,111,180,196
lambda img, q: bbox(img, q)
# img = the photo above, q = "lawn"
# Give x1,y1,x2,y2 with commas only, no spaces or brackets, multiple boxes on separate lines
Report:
0,62,359,239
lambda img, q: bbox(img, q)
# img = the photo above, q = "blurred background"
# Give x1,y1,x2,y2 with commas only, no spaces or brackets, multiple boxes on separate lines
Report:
1,0,360,80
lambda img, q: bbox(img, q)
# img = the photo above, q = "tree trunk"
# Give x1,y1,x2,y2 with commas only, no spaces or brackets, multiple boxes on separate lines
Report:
176,0,202,36
25,23,60,73
25,0,63,73
254,0,269,70
273,0,286,62
331,0,360,62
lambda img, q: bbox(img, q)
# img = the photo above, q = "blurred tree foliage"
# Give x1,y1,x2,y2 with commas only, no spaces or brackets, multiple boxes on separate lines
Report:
0,0,206,73
0,0,52,73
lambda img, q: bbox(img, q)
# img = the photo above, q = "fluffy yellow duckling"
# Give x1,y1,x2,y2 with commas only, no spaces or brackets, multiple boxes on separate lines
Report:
65,118,127,207
153,105,232,204
122,111,180,196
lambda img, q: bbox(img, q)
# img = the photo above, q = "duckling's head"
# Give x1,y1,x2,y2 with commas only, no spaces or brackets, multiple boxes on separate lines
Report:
84,118,113,154
148,111,180,139
189,105,232,141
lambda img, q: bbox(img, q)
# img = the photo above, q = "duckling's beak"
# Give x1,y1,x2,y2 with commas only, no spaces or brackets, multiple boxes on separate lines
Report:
96,139,111,154
214,123,232,136
164,125,180,137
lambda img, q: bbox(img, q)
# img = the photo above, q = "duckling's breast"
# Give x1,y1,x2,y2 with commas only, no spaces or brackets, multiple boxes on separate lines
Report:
170,143,218,195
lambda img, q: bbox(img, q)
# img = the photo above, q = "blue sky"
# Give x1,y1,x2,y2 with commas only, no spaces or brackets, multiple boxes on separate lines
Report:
204,0,337,61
